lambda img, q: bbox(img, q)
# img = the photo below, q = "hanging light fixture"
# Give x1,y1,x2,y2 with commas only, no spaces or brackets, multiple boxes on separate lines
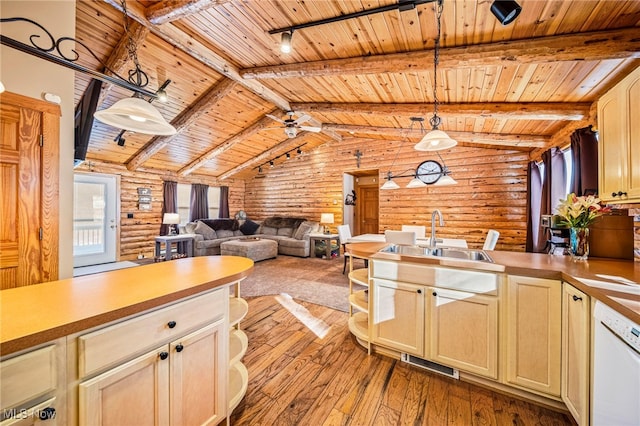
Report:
414,0,457,152
280,31,293,53
94,0,176,136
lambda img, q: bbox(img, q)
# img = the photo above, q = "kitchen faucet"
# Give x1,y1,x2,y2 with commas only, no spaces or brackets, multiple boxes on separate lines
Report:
430,209,444,248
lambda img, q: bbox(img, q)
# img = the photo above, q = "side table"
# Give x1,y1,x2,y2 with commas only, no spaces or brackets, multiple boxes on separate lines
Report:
155,234,195,261
309,233,341,260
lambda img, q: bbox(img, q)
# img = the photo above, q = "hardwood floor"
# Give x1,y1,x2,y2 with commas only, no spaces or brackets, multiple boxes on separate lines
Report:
230,296,574,426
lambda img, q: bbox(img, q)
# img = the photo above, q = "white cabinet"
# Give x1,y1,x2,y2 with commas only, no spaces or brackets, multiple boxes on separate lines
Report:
504,275,562,398
77,288,229,426
0,341,65,426
598,65,640,203
428,288,498,379
561,283,590,426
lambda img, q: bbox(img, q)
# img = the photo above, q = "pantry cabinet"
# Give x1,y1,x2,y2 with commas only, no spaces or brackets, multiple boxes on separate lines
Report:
598,65,640,203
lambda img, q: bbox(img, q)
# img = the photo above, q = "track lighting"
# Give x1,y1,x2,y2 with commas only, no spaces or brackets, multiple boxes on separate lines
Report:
286,152,291,159
258,166,263,173
114,134,126,146
491,0,522,25
269,160,275,168
297,147,302,154
156,88,168,103
280,31,293,53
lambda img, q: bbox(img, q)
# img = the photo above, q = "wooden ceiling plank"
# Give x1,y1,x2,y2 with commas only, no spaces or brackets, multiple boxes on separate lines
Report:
240,28,640,79
125,78,238,170
290,102,591,120
146,0,230,25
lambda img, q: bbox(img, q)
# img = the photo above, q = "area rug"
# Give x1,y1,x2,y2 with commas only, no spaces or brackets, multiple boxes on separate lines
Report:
73,261,140,277
239,255,361,312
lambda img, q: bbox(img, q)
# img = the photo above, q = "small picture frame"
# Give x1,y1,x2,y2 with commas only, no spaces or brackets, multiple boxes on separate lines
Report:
137,187,151,195
139,202,151,211
138,195,152,203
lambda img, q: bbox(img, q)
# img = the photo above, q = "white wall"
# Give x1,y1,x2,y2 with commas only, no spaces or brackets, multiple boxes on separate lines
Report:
1,1,76,278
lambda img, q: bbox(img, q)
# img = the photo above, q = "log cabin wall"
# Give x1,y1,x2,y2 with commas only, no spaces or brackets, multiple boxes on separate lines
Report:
74,161,245,260
244,137,529,252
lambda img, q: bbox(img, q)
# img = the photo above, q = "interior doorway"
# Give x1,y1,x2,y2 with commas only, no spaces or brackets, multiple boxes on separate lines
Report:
343,170,380,236
73,173,119,267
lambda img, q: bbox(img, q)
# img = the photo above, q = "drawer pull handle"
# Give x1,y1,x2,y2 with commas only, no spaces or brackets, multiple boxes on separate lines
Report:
572,295,582,302
417,289,422,294
39,407,56,420
432,292,437,296
175,344,184,352
167,321,177,329
159,351,169,360
612,191,628,197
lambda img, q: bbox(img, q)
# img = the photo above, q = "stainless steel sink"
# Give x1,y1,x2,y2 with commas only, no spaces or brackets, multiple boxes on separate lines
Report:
380,244,493,263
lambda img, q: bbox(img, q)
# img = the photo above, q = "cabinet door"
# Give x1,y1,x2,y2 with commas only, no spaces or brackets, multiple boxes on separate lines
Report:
504,276,561,397
371,278,425,356
561,284,590,425
598,87,627,202
79,348,170,426
428,288,498,379
625,71,640,200
170,320,226,426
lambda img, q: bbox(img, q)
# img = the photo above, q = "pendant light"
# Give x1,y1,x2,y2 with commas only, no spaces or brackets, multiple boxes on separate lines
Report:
414,0,457,152
94,0,176,136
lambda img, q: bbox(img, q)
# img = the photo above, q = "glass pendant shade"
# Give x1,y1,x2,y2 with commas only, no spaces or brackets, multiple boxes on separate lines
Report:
414,129,457,151
433,174,458,186
94,97,176,135
381,179,400,190
406,177,427,188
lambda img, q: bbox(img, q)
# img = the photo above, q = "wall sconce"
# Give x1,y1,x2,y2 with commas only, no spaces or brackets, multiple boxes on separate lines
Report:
491,0,522,25
281,31,293,53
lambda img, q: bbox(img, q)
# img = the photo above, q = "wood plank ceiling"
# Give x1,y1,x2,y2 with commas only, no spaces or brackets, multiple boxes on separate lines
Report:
74,0,640,180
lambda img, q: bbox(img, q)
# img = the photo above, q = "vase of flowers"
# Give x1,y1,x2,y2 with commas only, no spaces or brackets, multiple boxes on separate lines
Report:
555,193,610,261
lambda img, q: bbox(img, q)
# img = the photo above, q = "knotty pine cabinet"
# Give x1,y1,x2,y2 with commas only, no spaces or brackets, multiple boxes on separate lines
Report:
598,65,640,204
503,275,562,398
561,283,590,426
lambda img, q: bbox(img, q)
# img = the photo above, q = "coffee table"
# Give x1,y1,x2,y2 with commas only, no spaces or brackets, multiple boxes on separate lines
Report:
220,238,278,262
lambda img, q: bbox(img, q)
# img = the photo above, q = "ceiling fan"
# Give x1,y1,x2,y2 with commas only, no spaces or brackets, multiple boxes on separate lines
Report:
266,111,322,138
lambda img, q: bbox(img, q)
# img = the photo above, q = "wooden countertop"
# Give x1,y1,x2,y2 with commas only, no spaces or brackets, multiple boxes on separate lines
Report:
0,256,254,356
346,243,640,324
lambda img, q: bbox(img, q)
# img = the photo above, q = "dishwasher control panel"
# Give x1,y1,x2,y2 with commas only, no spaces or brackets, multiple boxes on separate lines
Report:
595,302,640,353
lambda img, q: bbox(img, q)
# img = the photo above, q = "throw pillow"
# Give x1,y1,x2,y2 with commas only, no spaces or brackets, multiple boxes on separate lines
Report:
194,221,217,240
294,221,316,240
185,222,197,234
240,219,260,235
216,229,234,238
277,227,293,237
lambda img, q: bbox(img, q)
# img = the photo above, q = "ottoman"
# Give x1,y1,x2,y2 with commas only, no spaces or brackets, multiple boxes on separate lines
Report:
220,238,278,262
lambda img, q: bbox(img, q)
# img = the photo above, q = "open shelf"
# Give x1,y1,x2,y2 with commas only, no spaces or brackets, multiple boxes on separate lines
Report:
348,311,369,341
349,289,369,313
229,329,248,365
229,297,249,328
228,362,248,413
348,268,369,287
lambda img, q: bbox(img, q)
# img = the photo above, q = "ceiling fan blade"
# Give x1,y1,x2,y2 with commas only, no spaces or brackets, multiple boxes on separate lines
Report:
293,114,312,125
299,125,322,132
266,114,285,124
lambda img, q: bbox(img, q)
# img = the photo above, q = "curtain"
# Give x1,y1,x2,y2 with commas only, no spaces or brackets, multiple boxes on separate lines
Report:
525,162,542,252
570,125,599,196
219,186,229,218
160,181,177,236
190,183,209,221
535,147,567,252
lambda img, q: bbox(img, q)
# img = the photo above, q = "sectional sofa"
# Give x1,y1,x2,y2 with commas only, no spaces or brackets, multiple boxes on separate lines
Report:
180,217,320,258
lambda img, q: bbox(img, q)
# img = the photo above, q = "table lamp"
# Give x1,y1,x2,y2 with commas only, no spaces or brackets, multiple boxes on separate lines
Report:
163,213,180,235
320,213,334,234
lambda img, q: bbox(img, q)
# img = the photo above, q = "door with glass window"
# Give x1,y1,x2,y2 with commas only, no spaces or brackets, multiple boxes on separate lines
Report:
73,174,118,267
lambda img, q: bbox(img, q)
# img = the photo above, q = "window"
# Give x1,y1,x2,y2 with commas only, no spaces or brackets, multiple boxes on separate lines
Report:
176,184,221,224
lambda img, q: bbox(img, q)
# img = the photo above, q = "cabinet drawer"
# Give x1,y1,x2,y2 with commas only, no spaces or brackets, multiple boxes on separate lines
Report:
78,289,226,378
0,345,57,410
371,260,499,295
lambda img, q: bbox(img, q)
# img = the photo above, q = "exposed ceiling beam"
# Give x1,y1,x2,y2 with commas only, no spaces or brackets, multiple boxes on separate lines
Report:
240,28,640,79
322,124,549,148
97,21,149,107
291,102,590,121
126,78,238,170
217,134,310,181
146,0,230,25
179,112,279,176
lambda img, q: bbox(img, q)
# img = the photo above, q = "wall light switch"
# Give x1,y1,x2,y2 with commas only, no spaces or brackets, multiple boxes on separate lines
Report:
127,213,134,219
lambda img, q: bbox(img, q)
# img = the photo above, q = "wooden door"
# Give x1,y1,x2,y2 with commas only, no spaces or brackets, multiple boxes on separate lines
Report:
0,92,59,288
357,186,378,235
428,288,498,379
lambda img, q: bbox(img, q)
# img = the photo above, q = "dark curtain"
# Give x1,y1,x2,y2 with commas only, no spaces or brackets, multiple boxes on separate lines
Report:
190,183,209,221
535,147,567,252
570,125,599,196
525,161,542,252
219,186,230,218
160,181,177,236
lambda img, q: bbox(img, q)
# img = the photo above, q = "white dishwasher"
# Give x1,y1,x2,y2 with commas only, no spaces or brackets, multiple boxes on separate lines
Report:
592,301,640,425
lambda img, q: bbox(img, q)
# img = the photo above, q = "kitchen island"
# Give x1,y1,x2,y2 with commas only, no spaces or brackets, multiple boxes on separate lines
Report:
0,256,253,425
